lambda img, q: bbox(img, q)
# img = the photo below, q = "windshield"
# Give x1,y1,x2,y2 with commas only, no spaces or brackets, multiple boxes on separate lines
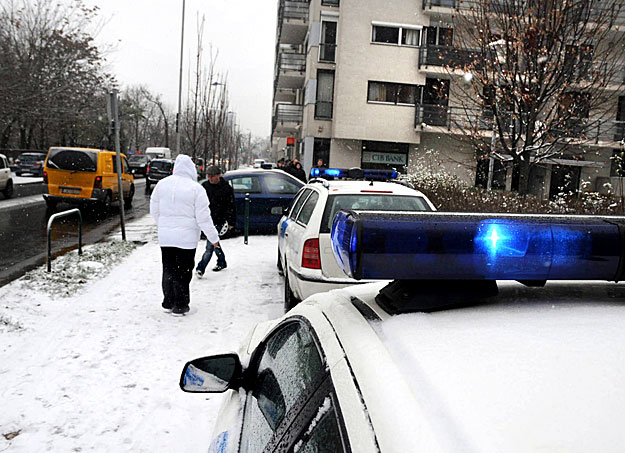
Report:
46,149,97,172
129,155,148,163
18,154,46,162
320,194,432,233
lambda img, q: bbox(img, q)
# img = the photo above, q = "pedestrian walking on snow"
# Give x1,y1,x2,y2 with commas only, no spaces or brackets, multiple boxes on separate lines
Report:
150,154,220,316
196,165,236,277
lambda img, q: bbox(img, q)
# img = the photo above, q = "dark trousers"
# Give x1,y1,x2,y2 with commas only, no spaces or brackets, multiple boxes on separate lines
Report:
161,247,196,309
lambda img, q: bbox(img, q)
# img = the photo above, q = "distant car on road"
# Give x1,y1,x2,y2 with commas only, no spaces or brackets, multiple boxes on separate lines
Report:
128,154,151,177
146,158,174,192
212,169,304,232
0,154,14,198
15,152,46,176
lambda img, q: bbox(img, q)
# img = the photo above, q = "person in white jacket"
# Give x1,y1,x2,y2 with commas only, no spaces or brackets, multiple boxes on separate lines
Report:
150,154,220,315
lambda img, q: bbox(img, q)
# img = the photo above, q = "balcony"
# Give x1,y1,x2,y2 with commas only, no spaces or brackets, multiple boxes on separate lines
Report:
418,45,484,71
277,0,309,45
272,104,303,137
275,52,306,90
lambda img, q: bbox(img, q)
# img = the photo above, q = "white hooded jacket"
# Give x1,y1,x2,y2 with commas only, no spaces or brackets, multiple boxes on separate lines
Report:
150,154,220,248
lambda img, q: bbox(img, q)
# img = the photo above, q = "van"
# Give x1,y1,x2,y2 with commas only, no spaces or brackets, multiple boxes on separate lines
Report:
145,147,172,160
43,147,135,210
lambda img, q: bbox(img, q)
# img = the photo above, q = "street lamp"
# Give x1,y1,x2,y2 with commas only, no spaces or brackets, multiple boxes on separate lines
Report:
175,0,186,157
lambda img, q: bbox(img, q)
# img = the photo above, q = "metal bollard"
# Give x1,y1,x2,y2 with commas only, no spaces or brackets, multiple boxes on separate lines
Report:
47,208,83,272
244,192,250,245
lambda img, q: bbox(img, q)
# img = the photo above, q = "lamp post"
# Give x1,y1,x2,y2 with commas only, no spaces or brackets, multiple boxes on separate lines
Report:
175,0,186,156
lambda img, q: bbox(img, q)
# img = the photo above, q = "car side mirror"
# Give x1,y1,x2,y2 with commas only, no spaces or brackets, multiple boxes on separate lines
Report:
180,353,242,393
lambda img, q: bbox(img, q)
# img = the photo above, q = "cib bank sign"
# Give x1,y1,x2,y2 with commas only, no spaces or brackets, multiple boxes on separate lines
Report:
362,151,407,165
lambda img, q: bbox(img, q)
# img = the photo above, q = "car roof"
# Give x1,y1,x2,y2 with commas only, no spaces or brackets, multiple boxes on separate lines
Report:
306,179,429,198
224,168,302,181
19,152,46,156
296,281,625,451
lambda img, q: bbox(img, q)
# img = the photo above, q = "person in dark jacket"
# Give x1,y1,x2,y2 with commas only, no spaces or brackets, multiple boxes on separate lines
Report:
195,165,236,276
291,159,307,183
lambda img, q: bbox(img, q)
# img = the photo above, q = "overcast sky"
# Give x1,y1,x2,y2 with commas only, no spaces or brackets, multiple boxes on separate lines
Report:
86,0,277,137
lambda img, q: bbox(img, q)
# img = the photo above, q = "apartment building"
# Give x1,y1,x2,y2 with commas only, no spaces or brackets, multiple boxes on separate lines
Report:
271,0,625,199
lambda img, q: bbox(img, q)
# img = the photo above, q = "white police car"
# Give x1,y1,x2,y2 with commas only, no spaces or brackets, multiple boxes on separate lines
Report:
181,211,625,452
277,168,435,311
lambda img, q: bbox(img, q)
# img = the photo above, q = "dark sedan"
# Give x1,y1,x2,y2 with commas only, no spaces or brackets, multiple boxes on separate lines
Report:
219,169,304,231
146,158,174,192
128,154,151,177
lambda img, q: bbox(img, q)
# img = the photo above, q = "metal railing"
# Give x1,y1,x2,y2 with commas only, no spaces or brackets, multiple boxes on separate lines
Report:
278,52,306,72
272,104,304,132
319,43,336,63
280,0,309,21
321,0,340,5
46,208,83,272
418,45,484,69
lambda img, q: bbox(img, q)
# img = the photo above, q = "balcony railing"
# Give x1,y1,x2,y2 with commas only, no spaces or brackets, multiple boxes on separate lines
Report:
319,43,336,63
418,45,484,69
422,0,625,26
278,52,306,72
280,0,309,21
274,104,304,123
315,101,333,120
415,104,625,144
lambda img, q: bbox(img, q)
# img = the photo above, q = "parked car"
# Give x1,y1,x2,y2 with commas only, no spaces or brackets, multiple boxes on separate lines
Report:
218,169,304,232
181,212,625,453
43,147,134,210
146,158,174,192
15,152,47,176
278,168,435,310
128,154,151,177
0,153,14,198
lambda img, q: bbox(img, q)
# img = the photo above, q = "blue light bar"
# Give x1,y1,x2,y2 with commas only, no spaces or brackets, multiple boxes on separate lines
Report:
309,167,398,180
331,211,625,281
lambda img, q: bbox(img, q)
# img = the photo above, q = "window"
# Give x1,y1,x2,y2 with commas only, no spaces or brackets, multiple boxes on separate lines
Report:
112,156,132,174
240,322,326,453
321,194,431,233
313,138,331,167
425,26,453,46
296,191,319,226
372,24,421,47
46,149,97,172
320,21,337,62
0,157,5,169
316,70,334,119
289,189,311,219
294,396,345,453
368,81,421,105
321,0,339,5
228,176,262,193
264,174,301,194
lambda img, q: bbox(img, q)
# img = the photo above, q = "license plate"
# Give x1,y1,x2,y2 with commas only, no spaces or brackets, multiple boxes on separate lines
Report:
61,187,81,194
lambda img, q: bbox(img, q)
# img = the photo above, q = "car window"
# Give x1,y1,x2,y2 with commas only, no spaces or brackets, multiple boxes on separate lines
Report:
150,160,173,171
0,157,5,169
228,176,262,194
264,174,301,194
291,396,345,453
289,189,312,219
296,191,319,226
123,157,131,174
240,321,326,453
46,149,97,172
320,194,432,233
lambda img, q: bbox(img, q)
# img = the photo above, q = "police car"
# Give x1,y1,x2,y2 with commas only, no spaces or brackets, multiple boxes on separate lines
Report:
181,211,625,452
277,167,436,311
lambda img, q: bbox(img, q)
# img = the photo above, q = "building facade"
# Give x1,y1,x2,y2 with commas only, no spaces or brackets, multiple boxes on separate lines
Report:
271,0,625,199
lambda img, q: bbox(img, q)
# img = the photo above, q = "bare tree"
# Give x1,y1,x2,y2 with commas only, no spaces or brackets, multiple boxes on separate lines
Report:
441,0,625,193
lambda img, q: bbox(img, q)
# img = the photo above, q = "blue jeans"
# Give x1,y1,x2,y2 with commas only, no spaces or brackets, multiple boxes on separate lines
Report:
196,241,226,273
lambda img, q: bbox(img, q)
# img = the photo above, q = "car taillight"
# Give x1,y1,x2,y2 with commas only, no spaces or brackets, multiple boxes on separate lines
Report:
35,162,42,166
146,166,150,173
43,171,48,184
302,238,321,269
94,176,103,189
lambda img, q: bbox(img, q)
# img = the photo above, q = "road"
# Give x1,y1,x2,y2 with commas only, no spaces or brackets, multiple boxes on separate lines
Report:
0,179,149,286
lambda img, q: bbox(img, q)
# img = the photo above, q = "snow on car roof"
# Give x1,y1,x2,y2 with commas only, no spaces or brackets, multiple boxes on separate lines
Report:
322,280,625,451
317,179,427,197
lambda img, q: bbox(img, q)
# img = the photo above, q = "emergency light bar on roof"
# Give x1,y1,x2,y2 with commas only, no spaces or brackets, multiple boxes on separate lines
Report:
331,211,625,282
309,167,399,180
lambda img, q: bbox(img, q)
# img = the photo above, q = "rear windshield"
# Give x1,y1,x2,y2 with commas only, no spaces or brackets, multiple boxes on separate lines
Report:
320,194,432,233
18,154,46,162
150,161,173,171
46,149,97,172
129,155,149,163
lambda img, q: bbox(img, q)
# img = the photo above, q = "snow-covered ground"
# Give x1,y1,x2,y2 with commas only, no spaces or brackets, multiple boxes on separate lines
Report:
0,215,284,452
